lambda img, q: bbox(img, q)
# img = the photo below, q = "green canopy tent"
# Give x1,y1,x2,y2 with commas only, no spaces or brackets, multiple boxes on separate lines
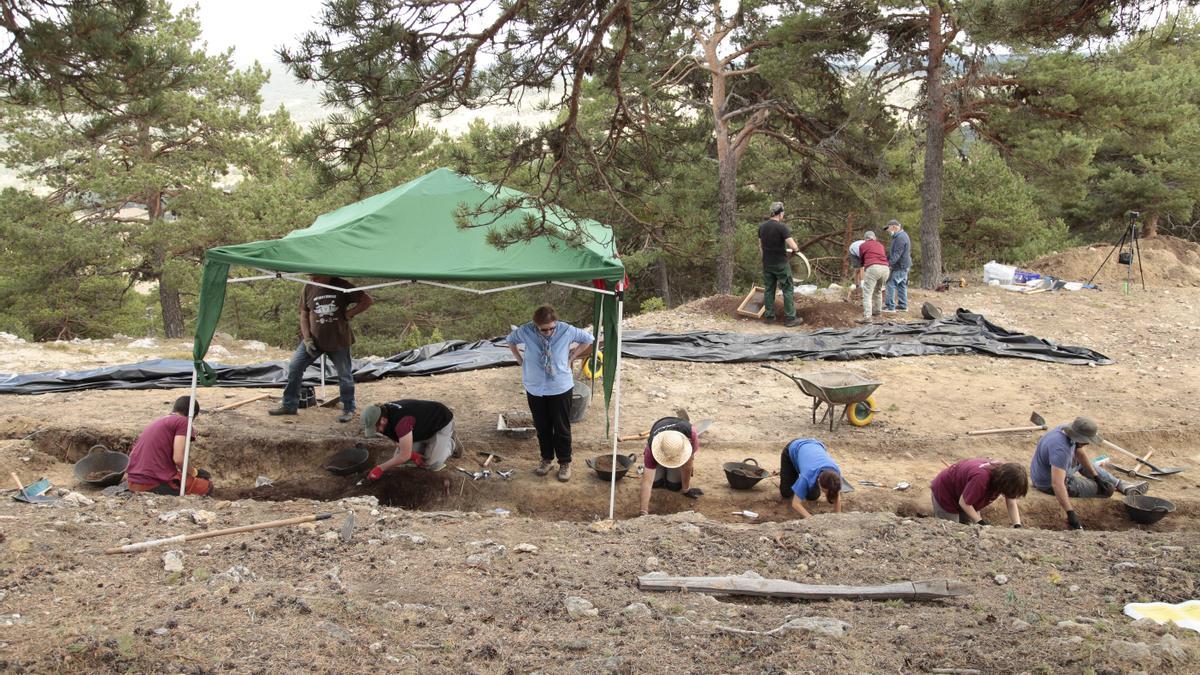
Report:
184,168,628,517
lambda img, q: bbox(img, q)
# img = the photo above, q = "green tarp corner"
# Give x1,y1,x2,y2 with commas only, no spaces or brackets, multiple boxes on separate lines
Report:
192,168,626,406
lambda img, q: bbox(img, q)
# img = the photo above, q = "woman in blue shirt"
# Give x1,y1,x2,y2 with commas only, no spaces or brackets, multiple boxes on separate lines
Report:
506,305,594,482
779,438,843,518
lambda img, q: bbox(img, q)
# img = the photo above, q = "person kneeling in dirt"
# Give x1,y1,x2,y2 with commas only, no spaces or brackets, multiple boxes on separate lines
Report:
361,400,455,478
1030,417,1148,530
638,417,702,516
780,438,842,518
931,459,1027,527
126,396,214,496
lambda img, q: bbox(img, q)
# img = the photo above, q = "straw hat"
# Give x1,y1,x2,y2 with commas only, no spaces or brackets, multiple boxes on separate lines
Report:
650,430,693,469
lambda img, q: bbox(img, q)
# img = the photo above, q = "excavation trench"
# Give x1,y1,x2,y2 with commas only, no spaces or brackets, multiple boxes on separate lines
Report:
15,427,1200,532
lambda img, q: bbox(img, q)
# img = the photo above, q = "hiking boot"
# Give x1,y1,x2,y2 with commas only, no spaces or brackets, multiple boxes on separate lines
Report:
557,463,572,482
337,410,355,423
762,315,776,322
268,406,297,416
783,317,802,328
1121,480,1150,496
535,459,553,476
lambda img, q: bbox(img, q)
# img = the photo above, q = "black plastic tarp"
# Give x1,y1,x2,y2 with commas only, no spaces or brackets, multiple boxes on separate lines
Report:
0,309,1111,394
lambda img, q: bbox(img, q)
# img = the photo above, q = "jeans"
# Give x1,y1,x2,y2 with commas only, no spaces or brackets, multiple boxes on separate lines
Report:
884,268,909,310
1035,463,1119,498
282,342,356,412
762,263,794,320
527,388,573,464
861,265,890,319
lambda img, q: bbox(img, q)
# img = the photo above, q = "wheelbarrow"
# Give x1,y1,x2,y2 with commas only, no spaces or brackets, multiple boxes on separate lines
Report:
761,365,883,431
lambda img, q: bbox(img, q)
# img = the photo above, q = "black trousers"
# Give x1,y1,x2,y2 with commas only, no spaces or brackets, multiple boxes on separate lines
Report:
527,389,573,463
779,447,798,499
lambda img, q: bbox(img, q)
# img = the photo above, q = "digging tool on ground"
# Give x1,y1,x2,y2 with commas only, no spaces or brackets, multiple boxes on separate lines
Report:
10,471,56,504
478,451,504,467
211,392,273,412
103,512,344,554
1106,462,1162,481
618,419,713,442
340,510,355,542
1102,440,1184,475
967,412,1047,436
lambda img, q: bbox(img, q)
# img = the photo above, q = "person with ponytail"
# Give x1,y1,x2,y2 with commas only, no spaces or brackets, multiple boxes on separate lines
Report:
779,438,842,518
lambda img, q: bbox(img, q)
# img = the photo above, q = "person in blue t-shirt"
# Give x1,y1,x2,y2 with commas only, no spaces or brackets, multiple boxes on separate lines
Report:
779,438,843,518
506,305,594,482
1030,416,1149,530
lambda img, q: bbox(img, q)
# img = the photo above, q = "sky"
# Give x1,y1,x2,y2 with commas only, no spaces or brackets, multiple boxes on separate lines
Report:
181,0,325,69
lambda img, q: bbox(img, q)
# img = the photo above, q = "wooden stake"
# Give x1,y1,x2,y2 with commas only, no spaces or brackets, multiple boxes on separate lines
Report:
637,575,970,601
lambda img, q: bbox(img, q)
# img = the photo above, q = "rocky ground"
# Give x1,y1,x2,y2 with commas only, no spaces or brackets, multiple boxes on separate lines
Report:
1,237,1200,672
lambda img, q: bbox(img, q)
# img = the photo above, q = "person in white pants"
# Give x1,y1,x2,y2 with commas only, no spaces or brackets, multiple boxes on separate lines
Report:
857,231,891,322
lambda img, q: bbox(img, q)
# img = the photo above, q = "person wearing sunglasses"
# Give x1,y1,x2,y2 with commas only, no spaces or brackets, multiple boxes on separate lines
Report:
506,304,594,481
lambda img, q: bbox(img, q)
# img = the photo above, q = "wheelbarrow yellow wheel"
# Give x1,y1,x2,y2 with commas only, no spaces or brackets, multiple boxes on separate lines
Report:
581,352,604,380
846,396,876,427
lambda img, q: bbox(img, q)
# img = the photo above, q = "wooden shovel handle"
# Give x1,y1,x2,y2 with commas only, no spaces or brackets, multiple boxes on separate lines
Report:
618,432,650,442
105,513,333,554
966,425,1045,436
212,392,273,412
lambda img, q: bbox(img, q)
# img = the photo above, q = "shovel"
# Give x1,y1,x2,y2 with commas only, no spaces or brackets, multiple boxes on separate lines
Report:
619,419,713,442
967,412,1047,436
103,512,348,554
1102,440,1184,475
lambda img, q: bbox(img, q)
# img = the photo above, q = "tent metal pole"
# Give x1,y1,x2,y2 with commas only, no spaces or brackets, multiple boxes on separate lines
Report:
552,280,615,295
179,367,199,497
319,354,327,402
607,295,624,520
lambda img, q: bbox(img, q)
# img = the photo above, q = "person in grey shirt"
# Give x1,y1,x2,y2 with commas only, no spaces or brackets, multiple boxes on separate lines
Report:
883,220,911,312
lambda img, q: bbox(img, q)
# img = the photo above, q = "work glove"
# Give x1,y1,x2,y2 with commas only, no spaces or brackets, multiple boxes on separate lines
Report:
303,337,319,357
409,452,426,469
1066,510,1083,530
975,519,990,526
366,466,384,482
683,487,703,499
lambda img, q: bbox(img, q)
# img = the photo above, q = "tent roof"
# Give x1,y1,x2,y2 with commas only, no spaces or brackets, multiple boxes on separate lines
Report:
205,168,624,283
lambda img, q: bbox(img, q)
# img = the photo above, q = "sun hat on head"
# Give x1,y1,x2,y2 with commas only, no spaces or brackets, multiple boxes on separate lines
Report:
886,219,903,230
651,430,693,469
1064,416,1102,446
362,404,384,438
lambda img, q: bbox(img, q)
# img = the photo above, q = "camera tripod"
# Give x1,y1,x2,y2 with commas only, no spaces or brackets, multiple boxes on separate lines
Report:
1088,214,1146,293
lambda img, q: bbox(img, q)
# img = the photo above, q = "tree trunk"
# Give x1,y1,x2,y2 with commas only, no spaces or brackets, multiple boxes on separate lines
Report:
715,146,738,294
655,258,672,307
918,6,947,289
1143,213,1159,238
159,276,184,338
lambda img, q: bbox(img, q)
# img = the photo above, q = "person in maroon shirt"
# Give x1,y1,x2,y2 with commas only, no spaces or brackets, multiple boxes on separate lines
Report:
126,396,213,496
857,231,890,322
930,458,1027,526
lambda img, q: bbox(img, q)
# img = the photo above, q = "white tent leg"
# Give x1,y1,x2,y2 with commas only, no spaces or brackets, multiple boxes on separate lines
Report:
179,367,199,497
607,297,624,520
320,354,327,402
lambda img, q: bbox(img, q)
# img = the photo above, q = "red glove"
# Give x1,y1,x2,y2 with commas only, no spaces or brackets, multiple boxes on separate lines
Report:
410,452,426,468
366,466,384,482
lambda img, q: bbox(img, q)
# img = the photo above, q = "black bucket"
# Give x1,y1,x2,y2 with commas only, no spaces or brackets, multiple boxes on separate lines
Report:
323,445,371,476
585,453,637,482
723,458,770,490
73,445,129,487
1124,495,1176,525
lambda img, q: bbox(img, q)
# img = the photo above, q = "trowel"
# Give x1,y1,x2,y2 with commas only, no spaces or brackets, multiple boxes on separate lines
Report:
340,511,355,543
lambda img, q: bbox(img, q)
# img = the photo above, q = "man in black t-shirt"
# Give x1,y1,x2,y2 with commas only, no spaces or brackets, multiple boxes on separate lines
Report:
757,202,801,328
361,400,456,477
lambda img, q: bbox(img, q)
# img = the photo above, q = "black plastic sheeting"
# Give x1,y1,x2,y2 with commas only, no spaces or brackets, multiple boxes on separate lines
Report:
0,309,1110,394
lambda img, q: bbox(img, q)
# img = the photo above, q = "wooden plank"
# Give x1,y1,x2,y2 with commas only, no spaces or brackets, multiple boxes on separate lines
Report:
637,575,970,601
736,286,768,318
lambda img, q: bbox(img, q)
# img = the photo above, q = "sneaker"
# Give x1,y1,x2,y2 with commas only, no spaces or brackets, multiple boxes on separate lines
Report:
1122,481,1150,496
535,460,553,476
783,317,802,327
557,463,572,482
268,406,297,416
337,410,355,423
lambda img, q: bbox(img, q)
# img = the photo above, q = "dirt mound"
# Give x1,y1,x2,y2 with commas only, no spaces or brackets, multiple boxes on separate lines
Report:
1027,235,1200,288
687,294,862,329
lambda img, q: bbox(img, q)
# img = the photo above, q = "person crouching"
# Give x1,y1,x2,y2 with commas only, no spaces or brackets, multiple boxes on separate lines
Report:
126,396,213,496
361,400,455,480
931,459,1027,527
779,438,842,518
638,417,702,516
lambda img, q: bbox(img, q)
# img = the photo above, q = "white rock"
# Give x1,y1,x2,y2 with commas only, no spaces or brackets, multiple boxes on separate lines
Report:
514,543,539,553
158,510,181,524
679,523,702,539
190,510,216,527
781,617,851,638
1010,619,1031,632
243,340,268,352
321,531,340,541
341,495,379,507
60,491,94,507
622,602,652,620
1158,634,1188,662
565,596,599,620
162,550,184,572
209,565,256,585
254,476,273,487
994,574,1009,586
367,539,383,546
1110,640,1154,663
644,556,660,571
369,641,383,654
153,627,169,636
465,553,492,569
1056,620,1092,632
